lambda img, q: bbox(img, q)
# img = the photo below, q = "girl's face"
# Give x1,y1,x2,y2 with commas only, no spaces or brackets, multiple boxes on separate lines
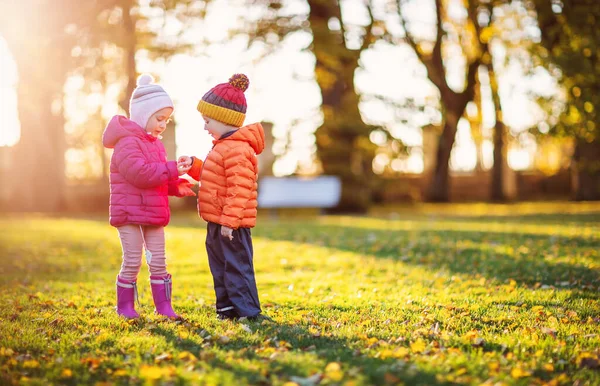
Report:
146,107,173,137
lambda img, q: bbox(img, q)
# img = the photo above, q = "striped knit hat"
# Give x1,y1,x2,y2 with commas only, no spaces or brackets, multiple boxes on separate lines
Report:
129,74,174,130
197,74,249,127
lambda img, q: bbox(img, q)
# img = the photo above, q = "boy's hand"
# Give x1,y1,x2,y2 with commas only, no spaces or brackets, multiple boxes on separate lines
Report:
177,162,191,175
178,156,192,167
221,226,234,241
178,181,196,197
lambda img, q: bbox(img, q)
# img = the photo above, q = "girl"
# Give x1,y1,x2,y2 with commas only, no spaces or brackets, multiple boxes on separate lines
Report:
102,74,194,319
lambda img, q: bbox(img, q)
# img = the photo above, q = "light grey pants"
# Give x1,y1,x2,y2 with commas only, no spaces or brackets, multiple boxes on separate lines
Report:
117,225,168,281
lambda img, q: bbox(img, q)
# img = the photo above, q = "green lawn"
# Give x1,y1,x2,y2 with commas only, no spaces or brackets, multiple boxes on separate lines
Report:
0,203,599,385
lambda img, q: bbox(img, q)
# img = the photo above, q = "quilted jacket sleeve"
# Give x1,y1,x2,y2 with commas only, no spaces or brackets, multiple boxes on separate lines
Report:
187,157,204,182
114,138,178,189
219,146,255,229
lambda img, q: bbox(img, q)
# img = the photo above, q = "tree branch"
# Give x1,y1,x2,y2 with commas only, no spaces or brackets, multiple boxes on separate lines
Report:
334,0,348,48
396,0,450,95
431,0,444,74
360,0,375,52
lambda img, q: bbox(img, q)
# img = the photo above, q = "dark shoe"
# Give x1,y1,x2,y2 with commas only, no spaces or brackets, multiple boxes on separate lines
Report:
217,313,237,321
239,314,275,324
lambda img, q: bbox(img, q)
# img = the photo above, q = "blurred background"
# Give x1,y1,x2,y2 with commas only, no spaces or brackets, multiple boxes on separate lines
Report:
0,0,598,213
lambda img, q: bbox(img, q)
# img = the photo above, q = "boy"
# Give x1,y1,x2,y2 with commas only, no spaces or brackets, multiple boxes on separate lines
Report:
180,74,269,321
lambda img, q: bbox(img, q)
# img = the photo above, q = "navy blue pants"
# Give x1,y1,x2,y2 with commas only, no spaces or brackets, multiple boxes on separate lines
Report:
205,222,261,318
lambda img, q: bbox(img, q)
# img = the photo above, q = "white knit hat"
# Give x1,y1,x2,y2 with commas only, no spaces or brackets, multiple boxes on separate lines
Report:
129,74,174,130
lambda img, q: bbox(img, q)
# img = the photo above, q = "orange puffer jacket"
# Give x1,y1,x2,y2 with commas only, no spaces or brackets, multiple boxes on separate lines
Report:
188,123,265,229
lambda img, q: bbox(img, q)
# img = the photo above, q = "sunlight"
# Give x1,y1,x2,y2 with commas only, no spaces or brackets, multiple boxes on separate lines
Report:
0,0,556,177
0,37,19,147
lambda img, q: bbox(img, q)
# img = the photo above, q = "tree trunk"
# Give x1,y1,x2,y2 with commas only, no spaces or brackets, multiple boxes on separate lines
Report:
308,0,375,212
119,0,137,113
487,61,506,202
427,111,460,202
470,71,485,172
3,29,69,212
572,139,600,200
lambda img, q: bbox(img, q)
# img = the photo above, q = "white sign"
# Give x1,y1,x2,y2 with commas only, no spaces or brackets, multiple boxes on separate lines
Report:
258,176,341,208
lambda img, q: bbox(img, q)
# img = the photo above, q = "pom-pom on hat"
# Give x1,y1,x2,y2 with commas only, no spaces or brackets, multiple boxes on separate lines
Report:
129,74,174,130
197,74,249,127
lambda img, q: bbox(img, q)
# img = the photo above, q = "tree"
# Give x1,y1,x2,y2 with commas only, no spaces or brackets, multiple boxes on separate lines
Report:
0,1,102,211
238,0,384,212
466,1,508,201
395,0,482,202
527,0,600,200
307,0,380,212
0,0,205,211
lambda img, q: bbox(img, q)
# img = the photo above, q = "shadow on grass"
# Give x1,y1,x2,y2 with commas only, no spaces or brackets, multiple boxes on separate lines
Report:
153,319,445,386
252,221,600,290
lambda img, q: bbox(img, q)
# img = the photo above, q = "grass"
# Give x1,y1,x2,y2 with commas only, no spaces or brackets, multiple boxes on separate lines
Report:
0,202,599,385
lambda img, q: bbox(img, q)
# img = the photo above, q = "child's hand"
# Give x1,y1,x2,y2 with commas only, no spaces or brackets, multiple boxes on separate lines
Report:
178,181,196,197
178,156,192,167
221,226,234,241
177,162,191,175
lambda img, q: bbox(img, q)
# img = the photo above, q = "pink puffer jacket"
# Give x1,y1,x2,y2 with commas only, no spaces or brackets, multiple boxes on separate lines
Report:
103,115,182,227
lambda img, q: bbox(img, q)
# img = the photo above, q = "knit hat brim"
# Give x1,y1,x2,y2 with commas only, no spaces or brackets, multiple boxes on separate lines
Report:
197,100,245,127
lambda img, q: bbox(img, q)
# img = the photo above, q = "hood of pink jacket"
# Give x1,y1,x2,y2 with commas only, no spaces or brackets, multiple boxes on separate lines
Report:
103,115,156,149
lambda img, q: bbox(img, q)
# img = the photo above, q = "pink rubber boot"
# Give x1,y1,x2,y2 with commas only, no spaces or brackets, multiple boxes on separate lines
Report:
150,274,179,318
116,276,140,319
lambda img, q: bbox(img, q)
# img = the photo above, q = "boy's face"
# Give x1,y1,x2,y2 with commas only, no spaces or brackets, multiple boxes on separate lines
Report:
202,115,232,139
146,107,173,137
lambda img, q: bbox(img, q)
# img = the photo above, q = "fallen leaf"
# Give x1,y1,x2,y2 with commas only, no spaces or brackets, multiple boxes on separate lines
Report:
241,324,252,333
577,352,599,369
154,352,172,363
113,369,128,377
541,327,557,338
22,360,40,369
178,351,197,362
0,348,14,357
290,373,323,386
218,336,231,344
410,338,426,354
325,362,344,381
510,367,531,378
384,372,401,384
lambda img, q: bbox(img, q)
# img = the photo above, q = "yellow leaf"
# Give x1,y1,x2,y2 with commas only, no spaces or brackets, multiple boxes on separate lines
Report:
410,338,426,354
61,369,72,378
23,360,40,369
366,337,379,346
510,367,531,378
455,368,467,376
543,363,554,372
283,383,299,386
463,330,478,340
379,349,395,360
325,362,344,381
535,350,544,357
395,347,410,358
488,362,500,372
178,351,197,362
0,348,15,357
139,365,169,380
114,369,128,377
